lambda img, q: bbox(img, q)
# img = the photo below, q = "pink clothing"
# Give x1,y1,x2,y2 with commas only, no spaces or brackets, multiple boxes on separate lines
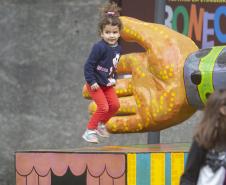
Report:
86,84,120,129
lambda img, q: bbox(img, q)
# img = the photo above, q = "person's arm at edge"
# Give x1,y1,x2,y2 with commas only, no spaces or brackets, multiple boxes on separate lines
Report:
180,140,207,185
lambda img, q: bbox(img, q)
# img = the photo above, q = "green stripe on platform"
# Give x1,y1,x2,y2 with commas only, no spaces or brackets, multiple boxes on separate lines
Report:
184,153,188,167
136,154,150,185
165,153,171,185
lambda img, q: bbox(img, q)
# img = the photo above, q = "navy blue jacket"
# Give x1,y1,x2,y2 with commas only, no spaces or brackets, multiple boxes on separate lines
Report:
84,40,121,86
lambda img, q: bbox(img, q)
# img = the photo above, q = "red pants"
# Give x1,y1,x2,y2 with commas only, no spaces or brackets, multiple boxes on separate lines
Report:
86,84,120,129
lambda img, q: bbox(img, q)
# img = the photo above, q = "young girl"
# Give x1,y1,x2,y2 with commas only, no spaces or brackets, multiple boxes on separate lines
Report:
83,2,122,143
180,89,226,185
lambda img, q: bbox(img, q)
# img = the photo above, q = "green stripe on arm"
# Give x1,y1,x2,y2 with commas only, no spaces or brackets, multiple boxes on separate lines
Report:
198,46,224,104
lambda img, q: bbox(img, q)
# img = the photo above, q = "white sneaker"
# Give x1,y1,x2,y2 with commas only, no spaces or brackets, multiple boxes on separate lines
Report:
82,129,99,143
96,123,110,138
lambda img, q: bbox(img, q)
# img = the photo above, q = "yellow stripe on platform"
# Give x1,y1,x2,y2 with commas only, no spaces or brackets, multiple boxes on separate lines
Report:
171,153,184,185
151,153,165,185
127,154,136,185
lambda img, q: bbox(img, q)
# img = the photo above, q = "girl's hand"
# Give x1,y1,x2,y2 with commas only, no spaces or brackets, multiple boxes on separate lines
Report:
91,83,99,91
107,78,116,86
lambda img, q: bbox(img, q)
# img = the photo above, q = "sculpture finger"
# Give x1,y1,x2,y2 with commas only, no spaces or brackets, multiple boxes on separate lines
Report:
106,114,148,133
120,16,155,50
120,16,198,68
82,78,133,99
117,53,145,74
88,96,137,116
120,16,198,51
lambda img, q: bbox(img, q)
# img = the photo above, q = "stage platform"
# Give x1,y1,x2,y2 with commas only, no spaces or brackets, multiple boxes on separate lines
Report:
15,143,190,185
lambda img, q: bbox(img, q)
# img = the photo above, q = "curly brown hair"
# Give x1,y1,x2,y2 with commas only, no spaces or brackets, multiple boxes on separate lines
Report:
194,89,226,150
98,2,122,33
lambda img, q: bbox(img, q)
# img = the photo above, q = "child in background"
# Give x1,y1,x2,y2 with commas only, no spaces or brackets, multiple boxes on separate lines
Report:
180,89,226,185
82,2,122,143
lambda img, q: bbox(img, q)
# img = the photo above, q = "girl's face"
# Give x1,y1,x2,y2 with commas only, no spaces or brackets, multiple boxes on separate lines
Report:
100,24,120,46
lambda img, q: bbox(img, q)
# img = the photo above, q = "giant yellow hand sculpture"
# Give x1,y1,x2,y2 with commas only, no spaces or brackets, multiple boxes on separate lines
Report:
83,16,199,133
